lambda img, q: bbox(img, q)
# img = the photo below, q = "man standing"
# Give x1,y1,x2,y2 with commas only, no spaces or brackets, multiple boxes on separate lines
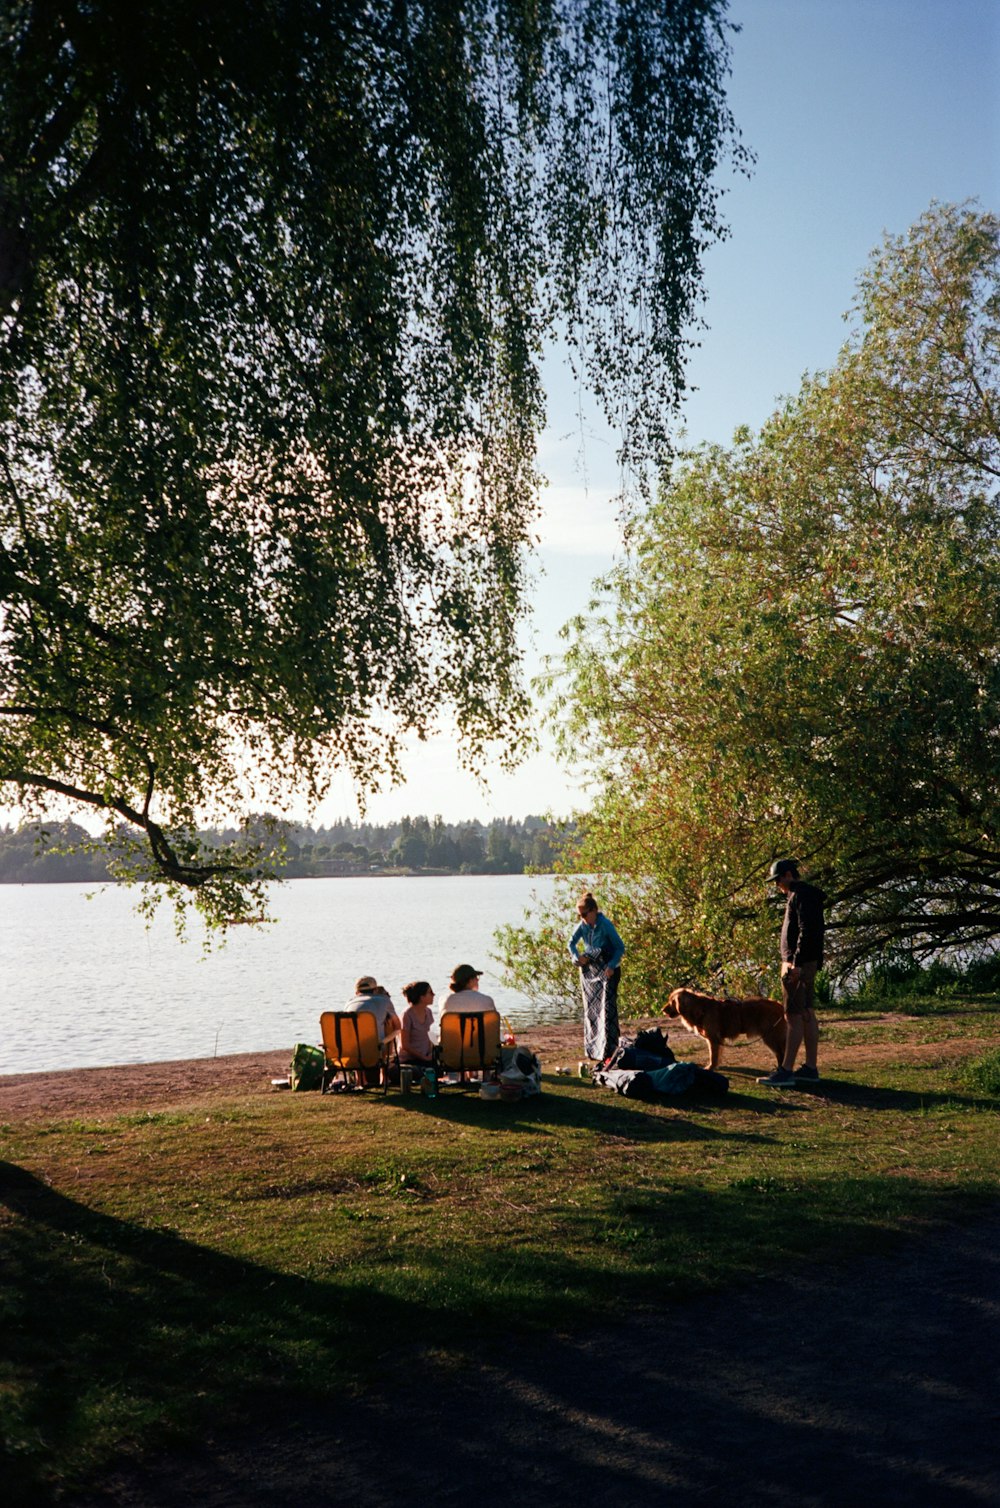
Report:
758,859,825,1087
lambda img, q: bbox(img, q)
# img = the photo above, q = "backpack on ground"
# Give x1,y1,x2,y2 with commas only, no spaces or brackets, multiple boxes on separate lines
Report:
499,1045,542,1096
605,1028,676,1072
290,1041,325,1091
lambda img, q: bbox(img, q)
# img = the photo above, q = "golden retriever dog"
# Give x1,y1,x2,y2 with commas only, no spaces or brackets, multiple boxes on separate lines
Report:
664,988,787,1070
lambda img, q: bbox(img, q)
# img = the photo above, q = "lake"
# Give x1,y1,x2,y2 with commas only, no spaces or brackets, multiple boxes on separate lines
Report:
0,874,569,1075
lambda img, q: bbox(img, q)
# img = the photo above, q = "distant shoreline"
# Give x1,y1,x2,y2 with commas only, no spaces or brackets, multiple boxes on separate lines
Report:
0,815,572,885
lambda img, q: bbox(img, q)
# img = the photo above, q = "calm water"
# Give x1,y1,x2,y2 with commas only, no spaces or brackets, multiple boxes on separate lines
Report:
0,874,566,1075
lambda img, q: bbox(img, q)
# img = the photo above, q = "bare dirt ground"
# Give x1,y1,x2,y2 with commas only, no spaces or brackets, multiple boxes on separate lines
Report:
6,1020,1000,1507
3,1014,992,1122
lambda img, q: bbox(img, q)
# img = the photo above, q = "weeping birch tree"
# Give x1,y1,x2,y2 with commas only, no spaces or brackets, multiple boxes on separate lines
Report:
0,0,746,923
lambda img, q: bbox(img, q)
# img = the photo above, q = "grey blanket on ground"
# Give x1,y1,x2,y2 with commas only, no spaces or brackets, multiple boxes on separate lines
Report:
591,1063,728,1099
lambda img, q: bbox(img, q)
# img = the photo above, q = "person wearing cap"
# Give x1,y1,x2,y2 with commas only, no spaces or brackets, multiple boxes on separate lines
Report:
758,859,825,1087
440,964,496,1014
342,975,401,1044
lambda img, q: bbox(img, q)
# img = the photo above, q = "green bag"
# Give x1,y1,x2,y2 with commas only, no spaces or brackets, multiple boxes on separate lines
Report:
290,1041,325,1091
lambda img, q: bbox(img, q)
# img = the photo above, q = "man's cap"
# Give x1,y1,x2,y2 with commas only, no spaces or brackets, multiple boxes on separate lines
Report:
354,974,378,994
768,858,798,881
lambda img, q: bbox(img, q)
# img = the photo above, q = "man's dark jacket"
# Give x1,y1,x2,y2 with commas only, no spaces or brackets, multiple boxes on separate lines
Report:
780,880,826,966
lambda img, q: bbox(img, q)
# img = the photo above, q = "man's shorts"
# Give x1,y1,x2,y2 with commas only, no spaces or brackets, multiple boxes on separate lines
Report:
781,959,819,1017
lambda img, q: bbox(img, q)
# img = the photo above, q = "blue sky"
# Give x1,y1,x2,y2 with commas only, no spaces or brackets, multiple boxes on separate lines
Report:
316,0,1000,826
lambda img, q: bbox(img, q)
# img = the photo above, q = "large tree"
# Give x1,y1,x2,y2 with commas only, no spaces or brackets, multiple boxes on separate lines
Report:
0,0,745,922
498,204,1000,1003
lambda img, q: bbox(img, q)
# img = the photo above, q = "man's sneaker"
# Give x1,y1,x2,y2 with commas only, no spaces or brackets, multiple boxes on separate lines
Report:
757,1067,795,1086
795,1064,820,1081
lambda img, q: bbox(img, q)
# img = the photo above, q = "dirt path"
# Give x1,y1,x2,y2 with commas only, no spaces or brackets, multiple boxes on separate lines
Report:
3,1013,993,1122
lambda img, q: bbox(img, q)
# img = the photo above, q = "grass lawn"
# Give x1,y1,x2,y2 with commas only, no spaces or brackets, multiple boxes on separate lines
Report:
2,997,998,1502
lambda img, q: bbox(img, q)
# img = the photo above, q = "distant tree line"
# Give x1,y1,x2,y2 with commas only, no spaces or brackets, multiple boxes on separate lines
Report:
0,822,112,882
0,815,572,883
207,814,572,877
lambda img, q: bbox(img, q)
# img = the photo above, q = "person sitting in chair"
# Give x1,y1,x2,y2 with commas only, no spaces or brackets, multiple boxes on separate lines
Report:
343,975,401,1044
400,980,436,1069
440,964,495,1014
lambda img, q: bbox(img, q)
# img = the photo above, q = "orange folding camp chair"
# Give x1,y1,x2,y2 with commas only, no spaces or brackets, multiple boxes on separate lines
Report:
436,1009,502,1085
319,1010,397,1093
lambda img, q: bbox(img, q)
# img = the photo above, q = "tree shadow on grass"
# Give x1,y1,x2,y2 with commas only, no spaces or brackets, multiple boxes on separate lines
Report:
383,1080,787,1144
0,1160,437,1504
0,1152,795,1501
3,1158,998,1507
59,1182,1000,1508
702,1064,995,1114
775,1079,992,1113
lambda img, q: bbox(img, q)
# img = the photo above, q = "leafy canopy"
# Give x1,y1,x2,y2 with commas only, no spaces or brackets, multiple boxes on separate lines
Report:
0,0,745,924
498,203,1000,1002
